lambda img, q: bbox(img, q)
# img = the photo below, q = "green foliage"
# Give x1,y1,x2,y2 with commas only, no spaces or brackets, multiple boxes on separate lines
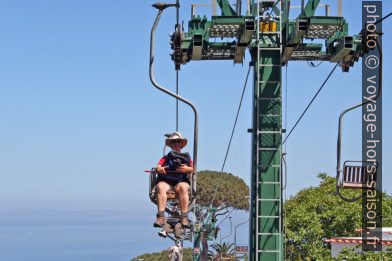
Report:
336,246,392,260
208,242,235,260
196,170,249,210
131,248,193,261
285,173,392,261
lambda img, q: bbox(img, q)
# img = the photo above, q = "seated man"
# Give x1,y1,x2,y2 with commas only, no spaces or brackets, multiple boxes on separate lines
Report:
154,132,193,228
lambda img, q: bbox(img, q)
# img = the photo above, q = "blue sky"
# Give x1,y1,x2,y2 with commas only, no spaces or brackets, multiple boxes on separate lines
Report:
0,0,390,256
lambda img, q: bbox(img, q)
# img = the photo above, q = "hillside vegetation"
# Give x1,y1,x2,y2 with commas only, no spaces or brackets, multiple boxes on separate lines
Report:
196,170,249,210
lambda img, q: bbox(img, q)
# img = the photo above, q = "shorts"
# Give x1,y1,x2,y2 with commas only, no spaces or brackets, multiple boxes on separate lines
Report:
157,176,190,188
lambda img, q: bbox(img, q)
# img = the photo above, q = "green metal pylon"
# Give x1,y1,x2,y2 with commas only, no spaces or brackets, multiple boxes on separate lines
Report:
249,1,283,260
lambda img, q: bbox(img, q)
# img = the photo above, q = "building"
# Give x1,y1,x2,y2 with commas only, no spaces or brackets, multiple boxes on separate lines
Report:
325,227,392,257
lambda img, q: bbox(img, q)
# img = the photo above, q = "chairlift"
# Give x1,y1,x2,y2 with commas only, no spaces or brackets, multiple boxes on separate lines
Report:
148,2,198,241
336,106,379,202
336,38,382,202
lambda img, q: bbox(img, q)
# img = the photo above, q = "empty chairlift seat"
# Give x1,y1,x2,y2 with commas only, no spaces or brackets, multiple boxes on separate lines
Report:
342,161,378,189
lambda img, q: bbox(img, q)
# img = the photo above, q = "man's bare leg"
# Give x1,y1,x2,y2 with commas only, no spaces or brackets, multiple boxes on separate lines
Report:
157,181,171,211
155,181,171,227
175,182,190,227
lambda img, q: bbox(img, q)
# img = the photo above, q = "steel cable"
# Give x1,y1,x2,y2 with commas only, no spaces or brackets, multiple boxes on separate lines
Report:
208,65,251,208
282,63,339,144
221,65,252,172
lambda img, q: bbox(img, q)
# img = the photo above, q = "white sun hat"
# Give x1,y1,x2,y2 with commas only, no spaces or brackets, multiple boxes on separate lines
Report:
165,132,188,148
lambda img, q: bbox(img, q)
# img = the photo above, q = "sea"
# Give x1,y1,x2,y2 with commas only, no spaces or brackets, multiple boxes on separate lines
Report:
0,207,248,261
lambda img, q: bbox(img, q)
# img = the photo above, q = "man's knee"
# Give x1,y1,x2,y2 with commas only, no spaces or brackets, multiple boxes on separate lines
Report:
157,182,170,194
175,183,189,194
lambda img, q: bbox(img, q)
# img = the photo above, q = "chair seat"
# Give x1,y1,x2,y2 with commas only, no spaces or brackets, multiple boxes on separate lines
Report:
167,189,178,199
342,182,365,189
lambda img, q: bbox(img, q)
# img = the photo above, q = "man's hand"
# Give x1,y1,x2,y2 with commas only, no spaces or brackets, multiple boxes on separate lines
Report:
155,166,166,174
176,164,192,173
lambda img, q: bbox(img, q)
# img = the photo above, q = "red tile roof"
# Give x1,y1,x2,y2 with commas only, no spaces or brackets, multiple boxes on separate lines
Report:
355,228,392,234
325,237,392,245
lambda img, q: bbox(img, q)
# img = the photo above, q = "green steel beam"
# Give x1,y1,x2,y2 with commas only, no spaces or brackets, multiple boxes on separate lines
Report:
217,0,238,16
301,0,321,17
330,36,353,62
308,16,346,25
211,16,245,24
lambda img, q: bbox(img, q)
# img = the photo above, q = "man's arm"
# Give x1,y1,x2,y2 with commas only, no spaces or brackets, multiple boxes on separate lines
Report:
176,163,193,173
155,157,166,174
155,164,166,174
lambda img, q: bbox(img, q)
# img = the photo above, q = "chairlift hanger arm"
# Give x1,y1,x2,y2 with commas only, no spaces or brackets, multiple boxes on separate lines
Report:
149,6,198,176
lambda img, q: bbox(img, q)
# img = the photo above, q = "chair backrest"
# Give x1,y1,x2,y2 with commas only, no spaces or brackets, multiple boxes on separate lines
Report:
149,171,158,202
166,189,178,200
342,161,377,189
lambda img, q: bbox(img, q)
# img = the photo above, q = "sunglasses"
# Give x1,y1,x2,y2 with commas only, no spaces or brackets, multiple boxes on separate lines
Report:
171,139,182,144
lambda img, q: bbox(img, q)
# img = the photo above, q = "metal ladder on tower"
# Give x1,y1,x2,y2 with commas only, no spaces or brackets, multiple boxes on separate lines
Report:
254,0,283,260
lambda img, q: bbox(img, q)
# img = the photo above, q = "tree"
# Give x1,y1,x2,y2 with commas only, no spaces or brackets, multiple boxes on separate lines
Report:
196,170,249,210
131,248,193,261
285,173,392,260
208,242,235,260
196,171,249,259
336,246,392,260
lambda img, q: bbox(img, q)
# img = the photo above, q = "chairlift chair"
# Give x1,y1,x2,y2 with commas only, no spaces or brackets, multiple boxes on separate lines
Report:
149,1,198,221
148,168,194,207
148,167,195,240
336,98,379,202
335,37,381,202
